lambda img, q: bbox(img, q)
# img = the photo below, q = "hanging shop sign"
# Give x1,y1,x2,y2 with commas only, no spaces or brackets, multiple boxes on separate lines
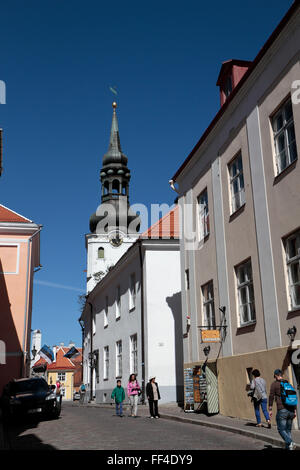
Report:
201,329,221,343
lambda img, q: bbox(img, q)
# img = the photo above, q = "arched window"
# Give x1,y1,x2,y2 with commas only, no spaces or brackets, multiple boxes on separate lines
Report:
98,247,105,259
112,179,120,194
104,182,109,195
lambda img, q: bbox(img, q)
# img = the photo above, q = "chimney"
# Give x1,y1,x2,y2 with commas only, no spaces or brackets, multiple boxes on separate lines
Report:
216,59,252,107
53,346,57,362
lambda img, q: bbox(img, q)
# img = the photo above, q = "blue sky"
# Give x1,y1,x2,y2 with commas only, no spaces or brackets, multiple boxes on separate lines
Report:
0,0,293,349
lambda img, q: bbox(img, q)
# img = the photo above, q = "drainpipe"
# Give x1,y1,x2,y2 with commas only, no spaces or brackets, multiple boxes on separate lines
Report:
138,240,146,404
78,317,85,387
22,226,43,377
86,300,93,402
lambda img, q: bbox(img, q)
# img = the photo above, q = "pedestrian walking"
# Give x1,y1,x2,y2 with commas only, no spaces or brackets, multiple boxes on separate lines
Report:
269,369,298,450
111,380,125,417
80,383,86,404
146,376,161,419
249,369,271,428
127,374,141,417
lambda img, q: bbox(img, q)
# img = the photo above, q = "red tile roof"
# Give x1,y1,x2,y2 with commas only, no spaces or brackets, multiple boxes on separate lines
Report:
140,205,179,239
0,204,32,223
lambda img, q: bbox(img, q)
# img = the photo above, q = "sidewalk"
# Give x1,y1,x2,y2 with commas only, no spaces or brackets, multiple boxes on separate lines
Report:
78,401,300,450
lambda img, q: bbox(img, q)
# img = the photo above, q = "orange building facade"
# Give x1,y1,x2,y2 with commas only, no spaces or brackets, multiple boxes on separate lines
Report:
0,204,41,394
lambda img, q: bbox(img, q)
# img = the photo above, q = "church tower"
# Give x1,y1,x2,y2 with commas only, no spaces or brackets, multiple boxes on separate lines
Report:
86,102,140,293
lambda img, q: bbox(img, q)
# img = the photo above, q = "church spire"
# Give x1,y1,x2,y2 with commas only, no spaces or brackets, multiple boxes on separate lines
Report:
102,102,128,167
89,102,139,235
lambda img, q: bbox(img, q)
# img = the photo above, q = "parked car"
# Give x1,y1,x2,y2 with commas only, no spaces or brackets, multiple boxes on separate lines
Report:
0,377,61,420
73,391,80,401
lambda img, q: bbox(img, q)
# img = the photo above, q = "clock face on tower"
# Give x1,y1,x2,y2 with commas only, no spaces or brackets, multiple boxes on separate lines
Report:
108,230,124,247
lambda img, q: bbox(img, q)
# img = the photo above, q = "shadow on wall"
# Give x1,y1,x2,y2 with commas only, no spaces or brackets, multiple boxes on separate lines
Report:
166,292,184,406
0,259,23,395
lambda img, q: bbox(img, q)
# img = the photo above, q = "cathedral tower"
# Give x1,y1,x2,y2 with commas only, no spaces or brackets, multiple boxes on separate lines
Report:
86,103,140,293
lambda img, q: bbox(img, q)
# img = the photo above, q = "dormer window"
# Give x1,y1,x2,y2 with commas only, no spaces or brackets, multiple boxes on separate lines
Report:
224,76,233,98
98,247,105,259
216,59,252,107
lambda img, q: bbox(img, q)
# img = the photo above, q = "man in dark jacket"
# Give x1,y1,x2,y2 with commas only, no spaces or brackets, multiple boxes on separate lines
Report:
146,376,161,419
268,369,297,450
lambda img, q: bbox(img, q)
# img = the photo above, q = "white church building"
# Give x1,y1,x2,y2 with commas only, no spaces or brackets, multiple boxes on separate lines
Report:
80,103,183,405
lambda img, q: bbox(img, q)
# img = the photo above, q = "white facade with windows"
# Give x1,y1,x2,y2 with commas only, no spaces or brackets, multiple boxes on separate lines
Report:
80,231,183,405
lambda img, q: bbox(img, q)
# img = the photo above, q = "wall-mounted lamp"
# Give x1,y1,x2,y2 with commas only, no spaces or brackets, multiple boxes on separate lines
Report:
287,325,297,342
203,345,211,357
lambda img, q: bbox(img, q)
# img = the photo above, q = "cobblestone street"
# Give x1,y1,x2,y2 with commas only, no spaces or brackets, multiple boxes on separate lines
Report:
2,401,274,451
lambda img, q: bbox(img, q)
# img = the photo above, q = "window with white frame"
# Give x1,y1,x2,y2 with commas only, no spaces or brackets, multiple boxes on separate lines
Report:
197,189,209,241
272,98,297,175
129,273,136,311
103,346,109,379
285,230,300,310
116,340,122,377
228,152,245,213
236,260,256,326
116,285,121,319
201,281,216,329
57,372,65,382
104,296,108,327
98,247,105,259
130,334,138,374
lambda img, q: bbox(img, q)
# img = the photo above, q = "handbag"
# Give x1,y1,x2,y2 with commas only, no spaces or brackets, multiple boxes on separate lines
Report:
249,379,263,403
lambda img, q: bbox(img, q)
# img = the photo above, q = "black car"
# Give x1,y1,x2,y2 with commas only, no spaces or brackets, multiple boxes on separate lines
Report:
0,377,61,420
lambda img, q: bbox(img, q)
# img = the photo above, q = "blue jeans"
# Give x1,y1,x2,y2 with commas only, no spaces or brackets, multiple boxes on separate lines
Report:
254,398,270,424
115,402,123,416
276,408,294,448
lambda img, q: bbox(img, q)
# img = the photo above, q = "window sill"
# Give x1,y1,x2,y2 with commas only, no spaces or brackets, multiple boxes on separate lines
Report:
116,376,122,379
116,316,121,322
104,324,108,329
287,308,300,319
129,307,136,313
236,321,256,334
199,233,209,245
273,159,297,185
229,203,245,222
103,378,108,382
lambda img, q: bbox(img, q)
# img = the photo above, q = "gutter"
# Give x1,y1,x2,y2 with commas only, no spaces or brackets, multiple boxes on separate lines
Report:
86,300,93,402
138,240,146,404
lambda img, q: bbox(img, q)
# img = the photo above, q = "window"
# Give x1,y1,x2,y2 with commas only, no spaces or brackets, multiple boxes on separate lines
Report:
198,189,209,241
104,296,108,327
272,98,297,175
129,274,136,311
236,260,256,326
103,346,109,379
224,75,233,98
228,153,245,213
57,372,65,382
116,285,121,319
98,247,104,259
201,281,216,329
130,334,138,374
285,231,300,309
116,340,122,377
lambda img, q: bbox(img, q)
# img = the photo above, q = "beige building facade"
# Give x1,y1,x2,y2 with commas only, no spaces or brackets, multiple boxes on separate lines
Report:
172,3,300,424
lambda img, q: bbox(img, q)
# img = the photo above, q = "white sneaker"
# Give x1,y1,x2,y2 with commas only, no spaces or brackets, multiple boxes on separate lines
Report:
288,442,296,450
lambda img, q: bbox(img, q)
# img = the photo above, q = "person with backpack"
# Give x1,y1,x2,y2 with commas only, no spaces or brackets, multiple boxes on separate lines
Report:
268,369,298,450
249,369,271,428
111,380,125,417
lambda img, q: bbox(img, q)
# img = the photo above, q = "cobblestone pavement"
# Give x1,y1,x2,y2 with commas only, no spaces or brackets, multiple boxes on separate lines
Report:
2,401,275,450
